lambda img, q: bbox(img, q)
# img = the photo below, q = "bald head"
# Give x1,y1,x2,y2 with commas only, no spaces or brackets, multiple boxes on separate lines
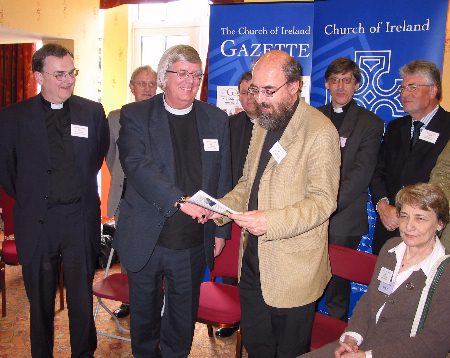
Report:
249,50,303,131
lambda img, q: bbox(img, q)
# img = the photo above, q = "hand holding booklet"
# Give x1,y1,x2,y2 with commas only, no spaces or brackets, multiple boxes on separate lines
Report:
188,190,237,216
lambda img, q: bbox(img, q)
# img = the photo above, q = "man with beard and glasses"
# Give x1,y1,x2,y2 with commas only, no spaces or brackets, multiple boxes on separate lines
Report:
212,50,341,357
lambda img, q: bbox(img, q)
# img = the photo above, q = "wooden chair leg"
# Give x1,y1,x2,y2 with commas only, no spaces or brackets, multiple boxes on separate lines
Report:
58,262,64,310
235,328,242,358
1,262,6,317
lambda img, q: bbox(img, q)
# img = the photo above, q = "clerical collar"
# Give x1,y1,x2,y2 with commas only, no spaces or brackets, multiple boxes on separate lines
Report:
332,100,353,114
40,94,66,109
163,95,193,115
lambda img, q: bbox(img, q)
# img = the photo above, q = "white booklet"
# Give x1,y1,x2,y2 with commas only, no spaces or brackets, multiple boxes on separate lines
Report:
188,190,237,216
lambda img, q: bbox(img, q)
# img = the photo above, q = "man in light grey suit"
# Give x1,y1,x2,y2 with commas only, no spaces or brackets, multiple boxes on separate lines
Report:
105,65,157,318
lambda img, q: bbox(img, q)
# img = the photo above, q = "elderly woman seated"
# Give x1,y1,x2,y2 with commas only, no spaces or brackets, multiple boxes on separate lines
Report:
302,182,450,358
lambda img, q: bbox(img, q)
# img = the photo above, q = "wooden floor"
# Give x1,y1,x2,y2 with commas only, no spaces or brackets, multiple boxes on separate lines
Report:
0,229,245,357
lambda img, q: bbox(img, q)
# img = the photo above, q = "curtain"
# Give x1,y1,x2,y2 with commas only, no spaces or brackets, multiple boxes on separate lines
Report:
0,43,37,109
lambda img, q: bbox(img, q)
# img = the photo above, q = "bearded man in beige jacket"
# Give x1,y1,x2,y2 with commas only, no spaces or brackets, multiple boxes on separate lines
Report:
214,50,341,357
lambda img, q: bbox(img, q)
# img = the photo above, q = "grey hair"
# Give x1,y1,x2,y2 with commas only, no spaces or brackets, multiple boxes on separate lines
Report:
157,45,202,91
400,60,442,100
130,65,156,83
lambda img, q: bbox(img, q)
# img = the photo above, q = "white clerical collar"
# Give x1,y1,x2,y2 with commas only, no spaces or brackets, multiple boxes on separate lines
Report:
163,95,193,115
51,102,64,109
333,106,343,113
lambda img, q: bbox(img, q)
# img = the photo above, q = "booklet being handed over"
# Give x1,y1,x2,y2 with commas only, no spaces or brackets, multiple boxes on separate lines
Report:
188,190,237,216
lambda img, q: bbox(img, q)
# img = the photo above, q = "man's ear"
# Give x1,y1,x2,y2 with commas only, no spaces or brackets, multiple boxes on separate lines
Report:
325,81,330,90
34,71,44,86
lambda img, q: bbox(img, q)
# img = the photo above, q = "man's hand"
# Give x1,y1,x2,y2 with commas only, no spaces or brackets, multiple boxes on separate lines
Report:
335,335,359,357
376,200,399,231
179,198,209,224
228,211,267,236
214,237,226,257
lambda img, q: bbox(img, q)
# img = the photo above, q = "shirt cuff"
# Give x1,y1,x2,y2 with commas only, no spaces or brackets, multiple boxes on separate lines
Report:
339,331,363,346
375,197,390,212
366,350,373,358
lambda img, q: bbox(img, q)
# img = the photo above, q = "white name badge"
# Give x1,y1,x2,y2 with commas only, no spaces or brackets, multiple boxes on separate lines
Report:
203,139,219,151
71,124,88,138
269,141,287,164
419,129,439,144
340,137,347,148
378,281,394,295
378,267,393,284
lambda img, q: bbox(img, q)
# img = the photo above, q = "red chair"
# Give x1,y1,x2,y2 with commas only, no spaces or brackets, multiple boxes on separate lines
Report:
92,245,130,341
310,244,378,350
0,188,65,317
197,222,243,358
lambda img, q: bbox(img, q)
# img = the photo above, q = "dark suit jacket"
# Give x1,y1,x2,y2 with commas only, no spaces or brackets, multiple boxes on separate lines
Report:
114,93,231,273
371,106,450,206
0,94,109,265
229,111,254,187
318,101,384,238
371,107,450,251
303,237,450,357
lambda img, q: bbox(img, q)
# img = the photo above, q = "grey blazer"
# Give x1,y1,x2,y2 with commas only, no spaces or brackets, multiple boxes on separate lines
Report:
105,109,124,218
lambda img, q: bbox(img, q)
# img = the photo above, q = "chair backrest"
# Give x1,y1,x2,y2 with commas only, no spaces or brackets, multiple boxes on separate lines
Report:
0,187,14,236
210,222,241,279
328,244,377,285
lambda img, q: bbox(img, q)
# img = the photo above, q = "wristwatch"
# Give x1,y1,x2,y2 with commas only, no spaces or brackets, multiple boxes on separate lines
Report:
175,195,187,209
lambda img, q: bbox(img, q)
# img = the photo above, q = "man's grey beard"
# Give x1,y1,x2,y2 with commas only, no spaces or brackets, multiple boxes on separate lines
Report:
257,100,293,131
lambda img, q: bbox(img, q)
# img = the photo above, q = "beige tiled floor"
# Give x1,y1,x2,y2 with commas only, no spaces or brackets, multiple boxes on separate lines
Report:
0,242,244,358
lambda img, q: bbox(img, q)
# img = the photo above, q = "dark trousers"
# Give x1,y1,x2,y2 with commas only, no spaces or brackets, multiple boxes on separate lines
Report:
239,237,315,358
127,244,205,358
22,203,97,358
372,217,399,255
325,235,361,321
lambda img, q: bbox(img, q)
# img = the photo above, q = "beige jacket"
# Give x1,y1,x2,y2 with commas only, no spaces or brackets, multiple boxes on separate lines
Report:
218,98,341,308
430,139,450,250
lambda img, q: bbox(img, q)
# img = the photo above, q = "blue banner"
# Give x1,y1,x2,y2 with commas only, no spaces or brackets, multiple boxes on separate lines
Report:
208,3,314,113
311,0,448,124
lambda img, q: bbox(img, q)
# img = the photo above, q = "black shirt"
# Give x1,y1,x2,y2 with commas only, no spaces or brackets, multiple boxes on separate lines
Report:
41,95,81,204
157,108,203,249
330,100,353,130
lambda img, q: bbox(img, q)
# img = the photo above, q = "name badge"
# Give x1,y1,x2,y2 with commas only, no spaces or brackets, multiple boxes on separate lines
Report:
419,129,439,144
378,267,393,284
378,281,394,295
203,139,219,151
269,141,287,164
340,137,347,148
71,124,88,138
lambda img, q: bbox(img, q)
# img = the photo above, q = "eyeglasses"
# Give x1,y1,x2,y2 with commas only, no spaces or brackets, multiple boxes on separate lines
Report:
247,81,289,98
398,84,433,94
166,70,203,81
132,81,156,88
42,68,79,81
328,77,354,85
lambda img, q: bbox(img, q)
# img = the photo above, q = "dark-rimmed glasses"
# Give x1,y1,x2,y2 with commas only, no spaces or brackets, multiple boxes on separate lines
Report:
247,81,289,98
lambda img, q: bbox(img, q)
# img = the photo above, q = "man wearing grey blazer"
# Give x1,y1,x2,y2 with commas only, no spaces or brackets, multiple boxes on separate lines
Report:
318,58,384,322
105,65,157,318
